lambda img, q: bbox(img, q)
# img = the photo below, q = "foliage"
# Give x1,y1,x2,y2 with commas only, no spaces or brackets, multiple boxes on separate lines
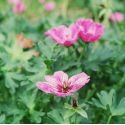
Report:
91,89,125,123
0,0,125,124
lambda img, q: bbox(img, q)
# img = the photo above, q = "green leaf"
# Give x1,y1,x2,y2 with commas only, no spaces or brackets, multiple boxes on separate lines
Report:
10,72,26,81
64,110,75,120
38,38,56,59
48,109,64,123
30,110,44,123
5,73,19,94
19,90,37,112
91,98,104,109
64,103,73,110
0,33,5,42
91,89,125,117
64,103,88,119
75,108,88,119
0,114,5,124
91,89,116,110
112,97,125,116
12,113,25,124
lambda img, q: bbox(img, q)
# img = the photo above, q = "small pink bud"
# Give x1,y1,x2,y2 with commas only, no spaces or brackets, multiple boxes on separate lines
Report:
12,1,26,14
109,12,124,23
44,2,55,12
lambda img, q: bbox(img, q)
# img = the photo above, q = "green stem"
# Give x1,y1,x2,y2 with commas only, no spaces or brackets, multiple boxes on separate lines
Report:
62,0,69,18
107,115,112,124
114,73,125,90
75,114,77,124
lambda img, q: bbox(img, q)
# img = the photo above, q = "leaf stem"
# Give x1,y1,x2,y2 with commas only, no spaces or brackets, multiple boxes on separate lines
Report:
107,115,112,124
75,114,77,124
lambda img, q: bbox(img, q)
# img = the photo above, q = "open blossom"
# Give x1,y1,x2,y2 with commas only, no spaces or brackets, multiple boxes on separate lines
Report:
37,71,90,97
109,12,124,23
45,24,79,46
12,1,26,14
76,18,104,42
44,2,55,12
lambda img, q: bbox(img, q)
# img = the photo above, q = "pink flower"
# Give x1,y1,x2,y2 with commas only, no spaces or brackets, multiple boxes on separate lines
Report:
76,18,104,42
109,12,124,23
12,1,26,14
44,2,55,12
45,24,79,46
39,0,45,4
37,71,90,97
7,0,21,4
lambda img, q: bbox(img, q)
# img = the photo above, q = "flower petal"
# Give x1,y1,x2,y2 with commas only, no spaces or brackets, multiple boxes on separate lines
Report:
76,18,93,32
54,92,72,97
76,18,104,42
45,25,66,45
45,75,58,87
36,82,57,94
69,72,90,92
45,24,78,46
69,23,79,41
53,71,68,85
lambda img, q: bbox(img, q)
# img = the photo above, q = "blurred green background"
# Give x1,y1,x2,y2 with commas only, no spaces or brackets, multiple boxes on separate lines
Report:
0,0,125,124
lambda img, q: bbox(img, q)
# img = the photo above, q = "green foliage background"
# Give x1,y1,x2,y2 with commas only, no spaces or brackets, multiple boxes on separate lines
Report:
0,0,125,123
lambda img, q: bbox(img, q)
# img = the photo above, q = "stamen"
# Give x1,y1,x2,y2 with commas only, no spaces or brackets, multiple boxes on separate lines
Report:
57,82,71,93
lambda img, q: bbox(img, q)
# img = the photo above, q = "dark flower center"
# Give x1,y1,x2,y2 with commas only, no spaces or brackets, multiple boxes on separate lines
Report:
57,82,71,93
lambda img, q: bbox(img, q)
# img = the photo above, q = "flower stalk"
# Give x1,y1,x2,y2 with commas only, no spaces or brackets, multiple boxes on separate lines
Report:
107,115,112,124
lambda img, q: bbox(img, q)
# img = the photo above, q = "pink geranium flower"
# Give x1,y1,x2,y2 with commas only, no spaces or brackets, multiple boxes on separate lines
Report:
109,12,124,23
12,1,26,14
45,24,79,46
76,18,104,42
37,71,90,97
44,2,55,12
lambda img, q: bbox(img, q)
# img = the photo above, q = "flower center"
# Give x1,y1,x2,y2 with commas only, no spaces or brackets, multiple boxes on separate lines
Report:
88,25,96,34
64,29,71,39
57,82,70,93
63,82,69,92
79,25,84,31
